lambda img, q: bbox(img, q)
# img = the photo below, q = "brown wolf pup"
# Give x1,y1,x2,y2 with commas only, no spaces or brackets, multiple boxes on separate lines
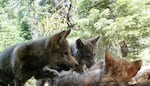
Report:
0,29,78,86
98,52,142,86
51,52,142,86
36,36,100,86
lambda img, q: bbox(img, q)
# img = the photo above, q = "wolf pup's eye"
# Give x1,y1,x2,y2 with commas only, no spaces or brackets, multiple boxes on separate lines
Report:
85,54,91,57
63,51,68,57
63,51,68,62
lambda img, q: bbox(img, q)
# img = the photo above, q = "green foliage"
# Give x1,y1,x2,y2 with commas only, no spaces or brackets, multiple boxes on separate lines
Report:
75,0,150,58
78,0,114,17
19,20,32,40
25,77,36,86
0,2,24,51
1,0,149,57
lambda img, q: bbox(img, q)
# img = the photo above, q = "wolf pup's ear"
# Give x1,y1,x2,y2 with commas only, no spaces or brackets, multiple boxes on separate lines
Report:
76,39,84,49
105,52,116,72
45,30,69,48
64,29,71,38
90,36,100,44
126,60,142,82
56,29,71,45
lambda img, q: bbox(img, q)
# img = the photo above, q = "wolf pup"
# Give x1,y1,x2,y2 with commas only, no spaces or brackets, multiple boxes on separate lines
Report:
71,36,99,72
0,29,78,86
53,52,142,86
98,52,142,86
36,36,100,86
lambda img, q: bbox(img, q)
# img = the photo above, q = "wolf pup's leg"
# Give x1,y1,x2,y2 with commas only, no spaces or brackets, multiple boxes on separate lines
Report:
34,66,59,79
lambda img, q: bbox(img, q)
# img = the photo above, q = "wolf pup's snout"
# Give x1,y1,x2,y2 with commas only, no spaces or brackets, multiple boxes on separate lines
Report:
68,55,79,66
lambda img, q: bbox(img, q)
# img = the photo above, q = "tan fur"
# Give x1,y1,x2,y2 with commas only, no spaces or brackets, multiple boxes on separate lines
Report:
99,52,142,86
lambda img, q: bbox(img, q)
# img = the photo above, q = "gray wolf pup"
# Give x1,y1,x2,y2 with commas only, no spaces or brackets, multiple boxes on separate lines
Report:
0,29,78,86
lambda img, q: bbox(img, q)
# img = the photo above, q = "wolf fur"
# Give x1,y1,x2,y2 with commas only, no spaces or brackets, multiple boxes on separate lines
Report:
0,30,78,86
36,36,100,86
52,52,142,86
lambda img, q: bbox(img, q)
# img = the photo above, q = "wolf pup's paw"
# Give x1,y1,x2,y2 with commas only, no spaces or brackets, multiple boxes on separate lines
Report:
50,70,59,78
43,66,59,78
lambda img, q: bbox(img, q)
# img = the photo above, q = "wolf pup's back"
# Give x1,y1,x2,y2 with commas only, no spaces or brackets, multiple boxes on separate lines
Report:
0,45,17,85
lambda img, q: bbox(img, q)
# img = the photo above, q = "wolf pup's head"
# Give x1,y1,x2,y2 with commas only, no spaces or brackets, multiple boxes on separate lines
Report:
75,36,99,72
45,29,78,71
99,52,142,86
